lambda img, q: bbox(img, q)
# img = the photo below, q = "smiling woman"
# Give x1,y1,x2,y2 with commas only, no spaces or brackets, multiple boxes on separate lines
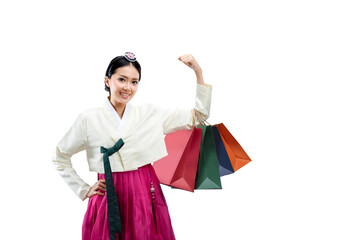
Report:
104,56,141,118
52,52,212,240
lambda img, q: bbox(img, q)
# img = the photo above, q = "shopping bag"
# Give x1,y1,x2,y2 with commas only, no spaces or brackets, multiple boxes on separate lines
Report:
212,125,234,176
195,125,222,189
217,123,251,171
153,127,202,192
193,110,235,177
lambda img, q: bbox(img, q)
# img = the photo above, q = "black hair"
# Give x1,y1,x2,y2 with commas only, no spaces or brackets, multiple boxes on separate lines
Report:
104,56,142,92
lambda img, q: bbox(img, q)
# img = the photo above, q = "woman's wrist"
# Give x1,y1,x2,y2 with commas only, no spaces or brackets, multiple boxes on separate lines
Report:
195,68,205,86
83,194,89,201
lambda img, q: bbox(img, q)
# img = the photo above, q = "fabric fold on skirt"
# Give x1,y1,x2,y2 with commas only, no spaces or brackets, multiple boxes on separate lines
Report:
82,164,176,240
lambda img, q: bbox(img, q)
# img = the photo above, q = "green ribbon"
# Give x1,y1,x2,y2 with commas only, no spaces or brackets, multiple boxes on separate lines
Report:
100,138,124,240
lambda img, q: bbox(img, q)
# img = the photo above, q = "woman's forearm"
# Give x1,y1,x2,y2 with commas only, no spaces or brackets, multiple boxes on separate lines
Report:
195,68,205,86
178,54,206,86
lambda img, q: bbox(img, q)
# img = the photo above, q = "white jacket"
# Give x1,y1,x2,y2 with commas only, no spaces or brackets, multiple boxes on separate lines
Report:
52,83,212,200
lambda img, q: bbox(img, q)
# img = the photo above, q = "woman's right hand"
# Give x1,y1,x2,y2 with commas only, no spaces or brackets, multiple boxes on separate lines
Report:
86,179,106,199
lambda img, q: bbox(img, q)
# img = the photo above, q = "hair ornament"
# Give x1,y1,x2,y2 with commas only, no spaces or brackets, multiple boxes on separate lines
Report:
124,52,137,62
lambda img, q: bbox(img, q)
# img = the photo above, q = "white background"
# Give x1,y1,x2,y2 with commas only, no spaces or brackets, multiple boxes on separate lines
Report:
1,0,359,239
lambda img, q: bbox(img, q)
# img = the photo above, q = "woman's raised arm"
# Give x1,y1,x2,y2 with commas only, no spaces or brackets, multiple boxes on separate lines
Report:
178,54,205,86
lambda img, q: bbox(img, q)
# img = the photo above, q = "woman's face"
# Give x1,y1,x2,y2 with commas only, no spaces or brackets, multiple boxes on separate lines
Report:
105,65,140,105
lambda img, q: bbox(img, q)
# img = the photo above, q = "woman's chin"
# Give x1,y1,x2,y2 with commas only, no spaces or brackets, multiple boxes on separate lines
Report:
116,96,132,104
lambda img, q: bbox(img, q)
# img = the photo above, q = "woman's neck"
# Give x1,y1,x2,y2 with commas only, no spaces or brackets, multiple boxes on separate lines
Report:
108,96,126,119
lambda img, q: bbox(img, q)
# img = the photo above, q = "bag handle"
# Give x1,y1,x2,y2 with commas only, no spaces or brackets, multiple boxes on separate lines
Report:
193,109,211,127
191,109,197,129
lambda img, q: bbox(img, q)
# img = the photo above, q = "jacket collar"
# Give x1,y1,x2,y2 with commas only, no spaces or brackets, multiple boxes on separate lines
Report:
103,97,131,143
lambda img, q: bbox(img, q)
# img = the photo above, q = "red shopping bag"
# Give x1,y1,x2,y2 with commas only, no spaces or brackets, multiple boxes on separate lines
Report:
153,127,202,192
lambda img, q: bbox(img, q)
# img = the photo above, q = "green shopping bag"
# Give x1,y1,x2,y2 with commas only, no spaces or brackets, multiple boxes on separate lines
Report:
195,125,222,189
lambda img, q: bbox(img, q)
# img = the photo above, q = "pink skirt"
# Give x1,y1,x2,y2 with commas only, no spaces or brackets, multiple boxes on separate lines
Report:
82,164,176,240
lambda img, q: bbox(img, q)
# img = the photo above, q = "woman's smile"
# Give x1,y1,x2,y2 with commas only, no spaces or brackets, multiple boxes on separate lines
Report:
120,92,131,99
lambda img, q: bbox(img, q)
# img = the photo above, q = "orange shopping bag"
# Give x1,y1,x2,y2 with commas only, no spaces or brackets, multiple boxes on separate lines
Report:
216,123,251,172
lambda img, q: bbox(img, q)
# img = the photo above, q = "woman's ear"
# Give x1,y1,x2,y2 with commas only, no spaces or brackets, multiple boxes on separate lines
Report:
104,76,110,88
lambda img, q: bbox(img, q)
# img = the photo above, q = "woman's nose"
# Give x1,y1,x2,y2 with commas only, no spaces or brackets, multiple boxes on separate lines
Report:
123,82,130,90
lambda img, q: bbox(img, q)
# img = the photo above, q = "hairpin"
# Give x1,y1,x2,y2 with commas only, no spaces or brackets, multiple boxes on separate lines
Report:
124,52,137,62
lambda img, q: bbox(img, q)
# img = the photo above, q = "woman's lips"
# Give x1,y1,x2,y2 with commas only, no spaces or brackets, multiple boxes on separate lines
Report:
120,92,130,99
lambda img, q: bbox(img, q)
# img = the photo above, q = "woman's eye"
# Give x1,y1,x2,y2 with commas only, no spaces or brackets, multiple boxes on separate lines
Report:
119,78,125,82
132,81,138,85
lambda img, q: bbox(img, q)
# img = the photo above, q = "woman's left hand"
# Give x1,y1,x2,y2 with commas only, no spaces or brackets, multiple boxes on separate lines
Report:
178,54,202,73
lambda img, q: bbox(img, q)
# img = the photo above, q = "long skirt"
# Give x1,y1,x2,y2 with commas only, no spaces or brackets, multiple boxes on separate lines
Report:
82,164,176,240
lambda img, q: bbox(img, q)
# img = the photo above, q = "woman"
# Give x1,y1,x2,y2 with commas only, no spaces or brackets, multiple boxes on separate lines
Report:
52,52,212,240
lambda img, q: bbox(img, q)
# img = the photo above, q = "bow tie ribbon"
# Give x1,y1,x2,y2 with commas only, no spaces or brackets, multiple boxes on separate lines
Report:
100,138,124,240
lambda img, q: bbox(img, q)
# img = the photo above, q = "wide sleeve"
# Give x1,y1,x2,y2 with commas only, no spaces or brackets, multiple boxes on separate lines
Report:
51,113,91,201
155,83,212,134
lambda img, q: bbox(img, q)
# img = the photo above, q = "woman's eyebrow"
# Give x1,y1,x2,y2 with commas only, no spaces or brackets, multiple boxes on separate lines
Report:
117,73,139,80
